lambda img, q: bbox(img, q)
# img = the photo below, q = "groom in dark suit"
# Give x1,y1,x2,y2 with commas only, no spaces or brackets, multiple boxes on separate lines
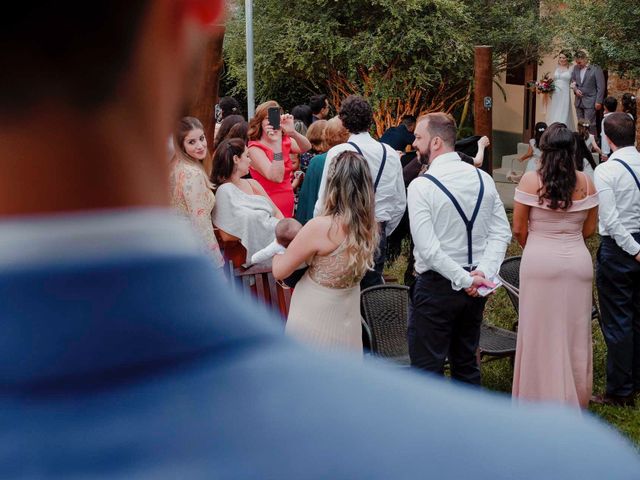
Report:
571,49,606,134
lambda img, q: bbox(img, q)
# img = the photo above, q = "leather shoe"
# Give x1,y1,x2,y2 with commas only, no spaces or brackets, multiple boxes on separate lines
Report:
590,393,636,407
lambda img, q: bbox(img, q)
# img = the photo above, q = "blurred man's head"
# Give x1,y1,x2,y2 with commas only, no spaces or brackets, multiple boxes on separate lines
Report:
412,113,456,165
309,94,330,119
0,0,224,213
401,115,417,133
338,96,372,134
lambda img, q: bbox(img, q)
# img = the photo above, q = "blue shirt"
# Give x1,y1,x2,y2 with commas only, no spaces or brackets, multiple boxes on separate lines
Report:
0,209,638,478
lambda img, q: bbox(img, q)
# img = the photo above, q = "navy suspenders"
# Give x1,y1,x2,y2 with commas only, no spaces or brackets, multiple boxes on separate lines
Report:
422,169,485,266
347,142,387,192
613,159,640,190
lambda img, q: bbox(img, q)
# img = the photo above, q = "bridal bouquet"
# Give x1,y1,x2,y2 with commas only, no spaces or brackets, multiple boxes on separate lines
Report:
527,73,555,112
527,73,555,94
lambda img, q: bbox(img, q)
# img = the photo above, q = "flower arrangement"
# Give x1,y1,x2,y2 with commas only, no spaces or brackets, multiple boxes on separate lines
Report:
527,73,555,94
527,73,555,112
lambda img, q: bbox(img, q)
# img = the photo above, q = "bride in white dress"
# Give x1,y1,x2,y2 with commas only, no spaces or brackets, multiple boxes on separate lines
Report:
546,51,575,130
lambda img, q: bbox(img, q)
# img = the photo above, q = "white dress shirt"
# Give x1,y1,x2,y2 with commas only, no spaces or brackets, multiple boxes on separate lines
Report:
594,146,640,256
601,112,613,156
407,152,512,290
313,132,406,236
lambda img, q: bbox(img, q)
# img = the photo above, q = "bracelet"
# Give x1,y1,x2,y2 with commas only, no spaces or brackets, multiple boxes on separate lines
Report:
273,152,283,161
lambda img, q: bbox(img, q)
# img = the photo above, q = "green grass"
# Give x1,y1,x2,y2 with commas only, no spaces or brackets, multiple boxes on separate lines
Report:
385,220,640,446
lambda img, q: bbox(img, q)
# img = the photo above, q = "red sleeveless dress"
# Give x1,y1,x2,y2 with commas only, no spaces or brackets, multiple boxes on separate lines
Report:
248,136,295,218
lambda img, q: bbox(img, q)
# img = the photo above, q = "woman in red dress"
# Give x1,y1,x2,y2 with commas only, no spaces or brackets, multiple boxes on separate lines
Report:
248,101,311,217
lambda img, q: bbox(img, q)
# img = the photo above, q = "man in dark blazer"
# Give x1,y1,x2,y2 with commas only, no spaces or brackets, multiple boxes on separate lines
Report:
571,49,606,134
0,2,639,478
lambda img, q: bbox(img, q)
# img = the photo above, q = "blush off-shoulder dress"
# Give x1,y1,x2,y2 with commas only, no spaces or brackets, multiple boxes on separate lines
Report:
512,175,598,408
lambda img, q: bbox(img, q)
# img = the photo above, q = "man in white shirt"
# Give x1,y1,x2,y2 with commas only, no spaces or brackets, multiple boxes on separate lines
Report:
314,95,406,288
600,96,618,160
407,113,511,384
593,112,640,407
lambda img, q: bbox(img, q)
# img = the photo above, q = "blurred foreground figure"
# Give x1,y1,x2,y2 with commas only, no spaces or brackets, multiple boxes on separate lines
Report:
0,1,638,478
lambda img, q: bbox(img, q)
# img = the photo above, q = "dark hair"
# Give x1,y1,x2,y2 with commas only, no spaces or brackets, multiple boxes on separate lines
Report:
401,115,417,127
603,96,618,113
219,97,241,118
622,93,637,122
559,49,572,59
227,121,249,145
339,95,373,134
211,138,246,186
291,104,313,127
574,50,588,59
0,1,150,113
603,112,636,148
309,94,328,115
419,112,457,148
533,122,548,148
538,125,576,210
573,132,597,171
214,114,244,148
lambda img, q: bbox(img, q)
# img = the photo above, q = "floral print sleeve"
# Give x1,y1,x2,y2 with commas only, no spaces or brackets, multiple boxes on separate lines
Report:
171,161,225,268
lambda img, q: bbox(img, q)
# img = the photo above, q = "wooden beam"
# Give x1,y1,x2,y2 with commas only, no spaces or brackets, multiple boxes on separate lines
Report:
474,45,493,175
189,24,226,149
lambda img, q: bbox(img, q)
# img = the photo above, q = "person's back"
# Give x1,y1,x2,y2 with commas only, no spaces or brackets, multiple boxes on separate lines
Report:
1,1,639,478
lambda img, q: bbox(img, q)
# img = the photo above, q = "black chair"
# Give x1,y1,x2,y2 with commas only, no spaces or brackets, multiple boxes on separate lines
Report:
361,285,410,366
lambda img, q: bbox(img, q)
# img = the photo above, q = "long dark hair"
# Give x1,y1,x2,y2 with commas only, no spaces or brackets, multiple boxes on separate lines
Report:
573,132,597,171
214,114,245,149
211,138,246,187
622,93,637,124
538,125,576,210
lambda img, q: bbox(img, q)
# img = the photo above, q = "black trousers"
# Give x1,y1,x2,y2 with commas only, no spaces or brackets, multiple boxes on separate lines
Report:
596,234,640,397
361,222,388,290
408,271,487,385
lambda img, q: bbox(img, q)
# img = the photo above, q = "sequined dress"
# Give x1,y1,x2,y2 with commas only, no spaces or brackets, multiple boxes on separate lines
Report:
285,240,363,354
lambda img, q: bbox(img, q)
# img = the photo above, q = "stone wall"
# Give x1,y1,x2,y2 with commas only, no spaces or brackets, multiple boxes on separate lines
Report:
607,73,640,145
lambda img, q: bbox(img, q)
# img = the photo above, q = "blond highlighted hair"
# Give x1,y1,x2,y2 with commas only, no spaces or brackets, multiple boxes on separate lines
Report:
322,151,379,279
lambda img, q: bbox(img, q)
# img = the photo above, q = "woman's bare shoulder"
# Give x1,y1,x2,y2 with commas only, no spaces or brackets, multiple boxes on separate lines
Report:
517,172,540,194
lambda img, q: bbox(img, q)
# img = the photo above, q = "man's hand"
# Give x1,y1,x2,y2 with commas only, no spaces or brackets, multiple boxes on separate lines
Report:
635,252,640,263
465,271,493,297
575,89,584,98
595,103,603,111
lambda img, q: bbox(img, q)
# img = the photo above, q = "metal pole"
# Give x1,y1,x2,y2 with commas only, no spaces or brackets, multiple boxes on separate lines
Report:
245,0,255,119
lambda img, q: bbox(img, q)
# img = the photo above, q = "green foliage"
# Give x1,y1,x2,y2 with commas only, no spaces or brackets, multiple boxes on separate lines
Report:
223,0,554,129
556,0,640,77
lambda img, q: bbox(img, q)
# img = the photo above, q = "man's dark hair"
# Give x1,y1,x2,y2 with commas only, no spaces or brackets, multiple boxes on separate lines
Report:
291,104,313,127
1,1,150,113
218,97,241,118
309,94,328,115
419,113,457,148
604,96,618,113
401,115,417,127
604,112,636,148
574,50,588,60
339,96,372,134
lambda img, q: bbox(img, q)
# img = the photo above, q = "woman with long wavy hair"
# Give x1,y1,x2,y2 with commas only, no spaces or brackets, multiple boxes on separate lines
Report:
273,151,378,354
169,116,224,268
512,123,599,408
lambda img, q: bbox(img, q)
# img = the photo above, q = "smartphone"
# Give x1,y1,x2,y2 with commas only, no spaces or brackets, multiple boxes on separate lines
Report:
267,107,281,130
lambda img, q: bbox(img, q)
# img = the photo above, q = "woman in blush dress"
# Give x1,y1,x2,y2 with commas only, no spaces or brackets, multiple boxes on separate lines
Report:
169,117,224,268
512,124,599,409
546,50,575,130
272,151,379,355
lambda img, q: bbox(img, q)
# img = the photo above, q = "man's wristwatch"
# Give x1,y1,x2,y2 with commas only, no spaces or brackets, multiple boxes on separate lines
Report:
273,152,283,161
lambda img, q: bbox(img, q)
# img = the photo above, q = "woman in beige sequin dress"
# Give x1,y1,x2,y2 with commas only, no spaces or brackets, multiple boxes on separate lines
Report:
169,117,224,268
273,151,379,354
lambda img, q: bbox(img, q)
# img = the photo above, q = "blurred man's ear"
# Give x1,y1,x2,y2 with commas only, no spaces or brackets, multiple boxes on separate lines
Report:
183,0,225,27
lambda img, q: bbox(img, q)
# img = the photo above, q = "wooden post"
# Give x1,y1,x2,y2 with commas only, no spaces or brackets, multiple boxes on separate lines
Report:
189,24,226,148
523,61,538,142
474,45,493,175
